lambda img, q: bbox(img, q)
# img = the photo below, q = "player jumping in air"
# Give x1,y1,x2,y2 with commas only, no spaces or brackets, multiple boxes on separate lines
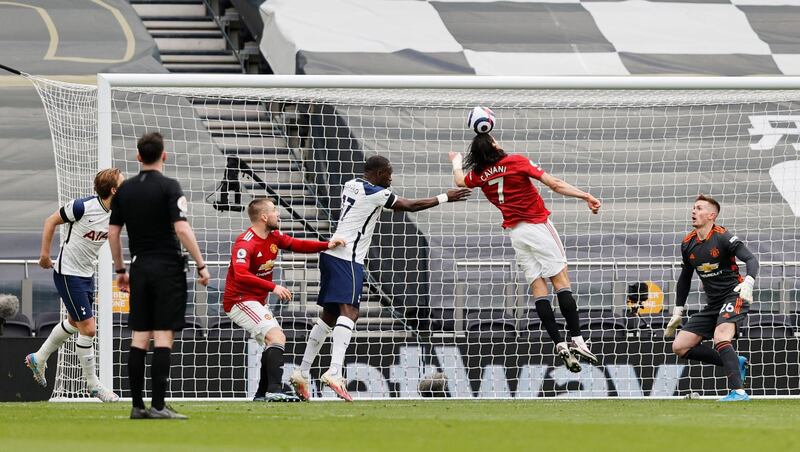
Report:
26,168,124,402
223,198,345,402
666,194,757,402
449,133,601,372
290,155,471,401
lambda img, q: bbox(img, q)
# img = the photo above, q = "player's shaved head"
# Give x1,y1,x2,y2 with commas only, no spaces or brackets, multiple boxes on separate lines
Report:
364,155,390,173
696,194,720,214
364,155,393,187
247,198,274,223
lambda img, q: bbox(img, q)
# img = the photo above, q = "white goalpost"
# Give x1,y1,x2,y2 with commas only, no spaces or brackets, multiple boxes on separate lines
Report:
27,73,800,400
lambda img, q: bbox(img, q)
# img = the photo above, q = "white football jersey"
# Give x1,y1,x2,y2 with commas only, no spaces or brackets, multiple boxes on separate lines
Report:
324,178,397,264
55,196,111,277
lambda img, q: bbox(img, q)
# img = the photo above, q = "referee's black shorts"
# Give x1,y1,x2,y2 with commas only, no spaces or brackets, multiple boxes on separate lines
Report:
129,255,188,331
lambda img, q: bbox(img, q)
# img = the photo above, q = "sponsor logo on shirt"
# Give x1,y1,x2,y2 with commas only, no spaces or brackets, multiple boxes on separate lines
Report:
83,231,108,241
698,262,719,273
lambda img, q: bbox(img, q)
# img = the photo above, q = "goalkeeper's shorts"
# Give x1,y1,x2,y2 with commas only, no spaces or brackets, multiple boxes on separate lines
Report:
682,294,749,340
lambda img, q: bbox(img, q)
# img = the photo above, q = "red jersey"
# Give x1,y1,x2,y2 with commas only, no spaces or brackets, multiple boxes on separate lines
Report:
464,153,550,228
222,228,329,312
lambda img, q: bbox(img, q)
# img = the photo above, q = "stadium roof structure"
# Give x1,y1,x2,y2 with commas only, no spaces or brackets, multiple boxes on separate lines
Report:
258,0,800,76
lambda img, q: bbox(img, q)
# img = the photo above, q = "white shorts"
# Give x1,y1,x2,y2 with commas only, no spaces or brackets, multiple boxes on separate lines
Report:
509,220,568,284
226,300,281,346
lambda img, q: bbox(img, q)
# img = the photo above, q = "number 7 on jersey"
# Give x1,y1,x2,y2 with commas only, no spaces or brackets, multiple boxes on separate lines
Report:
488,177,504,204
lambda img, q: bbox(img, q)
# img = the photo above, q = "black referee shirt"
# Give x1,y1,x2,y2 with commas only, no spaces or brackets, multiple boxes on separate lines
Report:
110,170,187,261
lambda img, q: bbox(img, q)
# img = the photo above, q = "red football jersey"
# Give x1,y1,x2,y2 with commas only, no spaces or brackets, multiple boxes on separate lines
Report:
222,228,329,312
464,153,550,228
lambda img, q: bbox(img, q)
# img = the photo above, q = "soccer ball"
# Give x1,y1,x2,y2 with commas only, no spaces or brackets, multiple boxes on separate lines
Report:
467,106,495,134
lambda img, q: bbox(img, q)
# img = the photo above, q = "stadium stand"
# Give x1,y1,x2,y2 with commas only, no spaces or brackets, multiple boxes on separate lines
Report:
34,311,62,338
2,313,33,337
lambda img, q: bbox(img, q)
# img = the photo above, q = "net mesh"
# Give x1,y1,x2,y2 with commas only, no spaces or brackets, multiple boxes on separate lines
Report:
33,75,800,399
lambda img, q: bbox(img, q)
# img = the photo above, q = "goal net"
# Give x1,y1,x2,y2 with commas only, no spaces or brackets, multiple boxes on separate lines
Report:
30,74,800,400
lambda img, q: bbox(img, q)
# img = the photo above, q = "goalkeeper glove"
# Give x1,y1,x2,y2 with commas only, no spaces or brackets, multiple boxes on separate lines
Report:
665,306,684,338
734,275,755,303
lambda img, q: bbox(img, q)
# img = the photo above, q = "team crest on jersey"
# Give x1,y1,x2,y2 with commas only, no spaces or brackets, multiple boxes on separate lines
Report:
710,247,720,258
270,243,278,254
264,313,273,321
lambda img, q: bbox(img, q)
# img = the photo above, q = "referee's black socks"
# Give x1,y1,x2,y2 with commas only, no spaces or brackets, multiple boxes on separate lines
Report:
128,346,147,410
152,347,171,411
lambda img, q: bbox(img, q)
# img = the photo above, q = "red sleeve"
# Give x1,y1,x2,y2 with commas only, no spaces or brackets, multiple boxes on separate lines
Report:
275,231,329,253
464,170,480,188
521,156,545,180
231,241,276,292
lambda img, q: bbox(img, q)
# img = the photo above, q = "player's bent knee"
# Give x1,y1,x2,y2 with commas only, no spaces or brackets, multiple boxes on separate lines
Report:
264,326,285,347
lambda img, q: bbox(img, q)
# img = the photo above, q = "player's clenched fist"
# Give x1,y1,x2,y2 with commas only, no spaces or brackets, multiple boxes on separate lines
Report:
585,195,602,214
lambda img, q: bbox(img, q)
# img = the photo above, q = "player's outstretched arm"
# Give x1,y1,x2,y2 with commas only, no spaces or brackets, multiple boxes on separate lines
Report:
174,220,210,286
540,173,601,214
281,235,346,253
393,188,471,213
39,209,65,269
448,152,467,187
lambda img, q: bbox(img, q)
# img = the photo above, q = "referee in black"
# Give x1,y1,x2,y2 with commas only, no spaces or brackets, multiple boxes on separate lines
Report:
109,132,211,419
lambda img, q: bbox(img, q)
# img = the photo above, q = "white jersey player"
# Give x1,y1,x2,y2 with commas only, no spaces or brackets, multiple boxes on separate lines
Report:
26,168,124,402
289,155,471,401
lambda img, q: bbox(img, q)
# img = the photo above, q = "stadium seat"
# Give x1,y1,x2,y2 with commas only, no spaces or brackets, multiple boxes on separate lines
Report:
464,309,516,341
35,311,62,337
578,310,627,341
179,316,206,340
206,316,247,341
2,313,33,337
742,313,798,338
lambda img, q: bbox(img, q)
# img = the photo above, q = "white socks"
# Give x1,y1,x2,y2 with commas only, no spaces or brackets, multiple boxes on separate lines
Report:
329,316,355,376
299,318,332,377
75,334,101,388
35,320,77,362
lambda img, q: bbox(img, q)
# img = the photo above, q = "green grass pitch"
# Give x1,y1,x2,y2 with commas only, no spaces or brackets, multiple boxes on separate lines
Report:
1,400,799,451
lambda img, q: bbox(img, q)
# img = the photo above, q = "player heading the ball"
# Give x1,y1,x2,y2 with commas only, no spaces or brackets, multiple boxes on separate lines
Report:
290,155,471,401
449,127,601,373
